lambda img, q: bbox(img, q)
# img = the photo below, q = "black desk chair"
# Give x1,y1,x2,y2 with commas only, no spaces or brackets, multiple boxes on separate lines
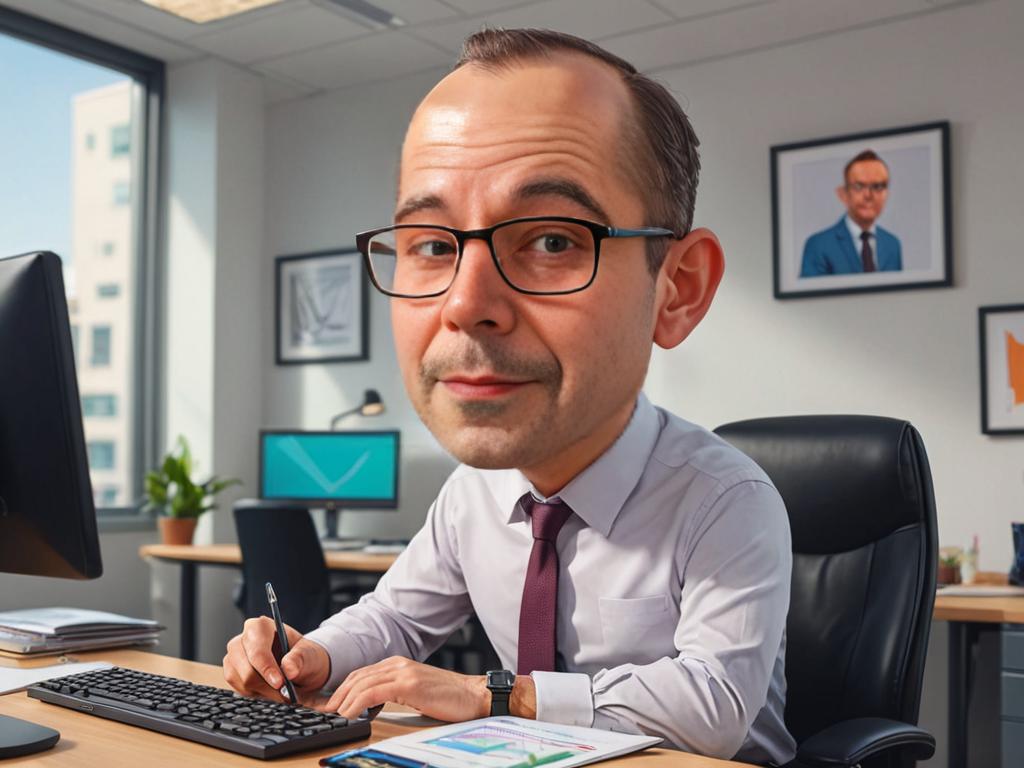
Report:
715,416,937,768
233,499,333,634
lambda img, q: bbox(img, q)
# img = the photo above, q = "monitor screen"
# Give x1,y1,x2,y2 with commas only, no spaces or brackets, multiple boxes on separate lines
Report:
259,430,399,508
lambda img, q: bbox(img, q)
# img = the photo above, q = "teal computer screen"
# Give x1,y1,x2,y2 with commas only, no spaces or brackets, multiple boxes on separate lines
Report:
259,431,399,507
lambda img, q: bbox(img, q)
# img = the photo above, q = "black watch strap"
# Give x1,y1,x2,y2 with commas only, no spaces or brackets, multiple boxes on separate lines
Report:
486,670,515,717
490,688,511,716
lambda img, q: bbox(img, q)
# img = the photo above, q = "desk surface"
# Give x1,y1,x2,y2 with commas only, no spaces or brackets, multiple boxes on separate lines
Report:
0,650,745,767
932,572,1024,624
140,544,398,573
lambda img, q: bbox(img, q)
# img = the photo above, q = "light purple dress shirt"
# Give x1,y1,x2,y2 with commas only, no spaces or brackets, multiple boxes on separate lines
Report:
305,394,796,764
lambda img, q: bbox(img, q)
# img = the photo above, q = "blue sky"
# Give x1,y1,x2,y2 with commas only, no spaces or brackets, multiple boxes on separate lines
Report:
0,32,127,264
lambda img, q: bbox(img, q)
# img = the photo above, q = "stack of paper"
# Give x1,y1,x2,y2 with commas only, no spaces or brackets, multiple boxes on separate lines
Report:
0,607,163,657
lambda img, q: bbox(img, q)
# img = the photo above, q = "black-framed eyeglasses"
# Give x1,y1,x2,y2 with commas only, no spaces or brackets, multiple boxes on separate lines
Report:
847,181,889,194
355,216,680,298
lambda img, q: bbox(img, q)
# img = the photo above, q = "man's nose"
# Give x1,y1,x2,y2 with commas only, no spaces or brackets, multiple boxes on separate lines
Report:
439,239,516,333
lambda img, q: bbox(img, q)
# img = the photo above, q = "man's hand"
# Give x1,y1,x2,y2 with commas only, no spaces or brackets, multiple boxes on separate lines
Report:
322,657,490,722
223,616,330,706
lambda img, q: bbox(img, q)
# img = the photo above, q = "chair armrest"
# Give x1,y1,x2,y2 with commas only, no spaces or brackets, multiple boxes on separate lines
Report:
796,717,935,767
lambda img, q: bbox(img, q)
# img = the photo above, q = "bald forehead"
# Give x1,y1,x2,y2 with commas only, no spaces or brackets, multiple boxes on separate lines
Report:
400,53,638,195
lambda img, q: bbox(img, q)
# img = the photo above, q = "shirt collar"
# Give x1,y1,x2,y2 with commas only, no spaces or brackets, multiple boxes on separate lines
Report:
845,214,876,241
490,393,662,538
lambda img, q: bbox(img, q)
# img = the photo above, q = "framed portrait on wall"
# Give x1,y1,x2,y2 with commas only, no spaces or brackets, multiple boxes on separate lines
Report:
771,121,952,299
979,304,1024,435
275,248,368,365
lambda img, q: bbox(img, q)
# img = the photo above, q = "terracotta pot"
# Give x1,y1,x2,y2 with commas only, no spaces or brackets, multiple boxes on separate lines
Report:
159,517,198,545
937,563,961,586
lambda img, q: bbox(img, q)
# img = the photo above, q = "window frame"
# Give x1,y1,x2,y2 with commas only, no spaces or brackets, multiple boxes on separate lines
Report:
0,7,164,531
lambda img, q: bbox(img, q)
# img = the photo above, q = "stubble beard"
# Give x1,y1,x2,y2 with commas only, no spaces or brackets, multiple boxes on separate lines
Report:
413,342,564,469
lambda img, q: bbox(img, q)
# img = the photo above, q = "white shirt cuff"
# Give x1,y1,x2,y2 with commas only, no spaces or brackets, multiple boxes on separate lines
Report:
303,626,369,691
530,671,594,727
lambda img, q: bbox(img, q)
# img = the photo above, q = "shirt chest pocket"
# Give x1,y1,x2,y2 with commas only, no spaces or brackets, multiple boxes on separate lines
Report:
597,595,672,657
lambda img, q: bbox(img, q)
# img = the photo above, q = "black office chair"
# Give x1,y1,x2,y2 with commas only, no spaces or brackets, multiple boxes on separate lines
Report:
233,499,332,634
714,416,937,768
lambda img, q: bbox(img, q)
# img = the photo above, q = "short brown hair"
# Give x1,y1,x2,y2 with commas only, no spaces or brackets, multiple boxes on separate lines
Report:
455,28,699,275
844,149,888,184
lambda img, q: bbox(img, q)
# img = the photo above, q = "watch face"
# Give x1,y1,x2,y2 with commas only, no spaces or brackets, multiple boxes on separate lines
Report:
487,670,515,689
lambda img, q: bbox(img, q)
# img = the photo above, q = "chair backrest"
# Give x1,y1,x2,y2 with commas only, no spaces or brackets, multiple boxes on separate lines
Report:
714,416,937,747
233,499,330,634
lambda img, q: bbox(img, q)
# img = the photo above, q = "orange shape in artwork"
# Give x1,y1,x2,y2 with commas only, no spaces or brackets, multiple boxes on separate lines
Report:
1008,331,1024,406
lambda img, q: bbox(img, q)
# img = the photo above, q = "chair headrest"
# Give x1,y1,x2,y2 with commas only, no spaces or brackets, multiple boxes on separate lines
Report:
715,415,934,554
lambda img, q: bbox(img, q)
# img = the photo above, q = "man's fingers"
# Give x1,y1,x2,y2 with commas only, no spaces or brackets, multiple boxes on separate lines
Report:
328,667,397,714
241,617,286,688
223,652,286,701
281,640,328,688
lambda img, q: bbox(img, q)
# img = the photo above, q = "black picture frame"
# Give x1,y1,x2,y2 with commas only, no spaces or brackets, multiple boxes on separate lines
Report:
979,303,1024,436
274,248,369,365
771,121,952,299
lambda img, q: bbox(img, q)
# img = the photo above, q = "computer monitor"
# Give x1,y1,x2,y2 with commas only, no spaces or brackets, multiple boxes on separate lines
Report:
259,430,399,539
0,252,102,579
0,251,104,756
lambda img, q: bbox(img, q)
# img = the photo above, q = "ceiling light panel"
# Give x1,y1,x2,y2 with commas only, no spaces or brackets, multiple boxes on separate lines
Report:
138,0,288,24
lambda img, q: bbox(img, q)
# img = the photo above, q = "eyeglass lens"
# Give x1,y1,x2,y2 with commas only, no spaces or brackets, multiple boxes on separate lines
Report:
366,219,598,296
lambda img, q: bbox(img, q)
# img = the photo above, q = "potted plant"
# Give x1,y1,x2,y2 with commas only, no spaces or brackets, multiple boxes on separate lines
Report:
144,436,240,545
938,546,963,586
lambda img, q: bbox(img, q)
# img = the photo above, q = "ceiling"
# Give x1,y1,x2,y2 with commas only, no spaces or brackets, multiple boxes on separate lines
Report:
0,0,978,104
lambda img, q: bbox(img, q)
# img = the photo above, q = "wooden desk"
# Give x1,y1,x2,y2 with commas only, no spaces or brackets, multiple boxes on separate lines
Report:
0,649,745,766
932,581,1024,768
139,545,398,661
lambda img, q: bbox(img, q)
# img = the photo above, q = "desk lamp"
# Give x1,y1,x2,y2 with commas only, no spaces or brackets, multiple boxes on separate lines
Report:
329,389,385,430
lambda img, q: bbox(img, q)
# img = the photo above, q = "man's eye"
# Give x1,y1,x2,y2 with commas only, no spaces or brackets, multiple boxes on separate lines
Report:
410,240,455,257
528,234,574,254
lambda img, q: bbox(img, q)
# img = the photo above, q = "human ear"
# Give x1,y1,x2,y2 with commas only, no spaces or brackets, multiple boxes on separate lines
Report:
652,227,724,350
835,184,849,207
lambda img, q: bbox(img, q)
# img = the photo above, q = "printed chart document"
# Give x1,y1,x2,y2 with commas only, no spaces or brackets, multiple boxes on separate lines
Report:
321,716,662,768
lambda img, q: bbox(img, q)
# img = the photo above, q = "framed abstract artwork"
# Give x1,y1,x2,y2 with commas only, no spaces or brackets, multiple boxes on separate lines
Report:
275,248,368,365
771,121,952,299
979,304,1024,435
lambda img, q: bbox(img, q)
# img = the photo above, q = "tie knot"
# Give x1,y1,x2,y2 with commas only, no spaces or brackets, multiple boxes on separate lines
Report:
860,231,871,242
520,494,573,542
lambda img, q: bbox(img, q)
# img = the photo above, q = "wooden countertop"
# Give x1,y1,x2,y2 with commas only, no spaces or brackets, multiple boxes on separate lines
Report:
140,544,397,573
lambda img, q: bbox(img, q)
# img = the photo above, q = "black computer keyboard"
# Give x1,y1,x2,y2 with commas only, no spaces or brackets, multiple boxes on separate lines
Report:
28,666,371,759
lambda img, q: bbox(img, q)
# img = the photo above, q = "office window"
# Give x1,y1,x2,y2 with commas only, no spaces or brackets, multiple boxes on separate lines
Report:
83,394,117,417
110,124,130,157
96,487,119,506
0,8,162,518
91,325,111,366
112,180,130,206
87,441,115,470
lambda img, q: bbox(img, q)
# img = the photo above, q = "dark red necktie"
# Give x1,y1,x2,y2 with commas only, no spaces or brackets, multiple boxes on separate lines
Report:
516,494,573,675
860,231,876,272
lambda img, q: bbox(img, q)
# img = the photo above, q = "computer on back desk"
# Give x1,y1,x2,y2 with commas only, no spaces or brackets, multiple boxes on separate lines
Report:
258,429,403,551
0,251,371,760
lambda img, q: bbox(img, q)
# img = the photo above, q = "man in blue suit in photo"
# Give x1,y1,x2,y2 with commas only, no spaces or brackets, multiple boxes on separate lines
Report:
800,149,902,277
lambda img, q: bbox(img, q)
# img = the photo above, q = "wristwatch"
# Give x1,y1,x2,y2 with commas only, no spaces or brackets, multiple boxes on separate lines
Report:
486,669,516,716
